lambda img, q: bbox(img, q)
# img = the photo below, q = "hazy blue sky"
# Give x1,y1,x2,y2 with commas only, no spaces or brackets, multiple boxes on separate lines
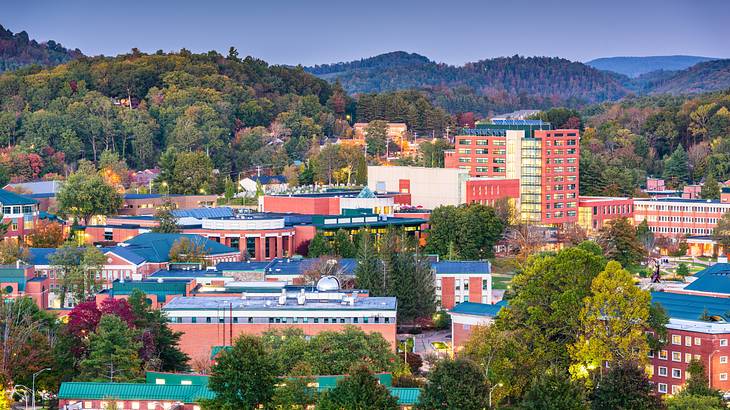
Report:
4,0,729,66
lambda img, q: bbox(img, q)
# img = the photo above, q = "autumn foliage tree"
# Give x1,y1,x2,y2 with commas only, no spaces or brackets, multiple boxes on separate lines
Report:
27,219,64,247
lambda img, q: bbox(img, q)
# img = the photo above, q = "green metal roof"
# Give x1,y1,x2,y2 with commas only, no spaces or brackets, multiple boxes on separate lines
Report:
146,371,209,386
390,387,421,405
57,382,214,402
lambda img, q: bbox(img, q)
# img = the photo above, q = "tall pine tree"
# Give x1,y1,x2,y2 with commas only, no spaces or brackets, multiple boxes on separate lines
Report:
78,315,142,382
354,231,385,295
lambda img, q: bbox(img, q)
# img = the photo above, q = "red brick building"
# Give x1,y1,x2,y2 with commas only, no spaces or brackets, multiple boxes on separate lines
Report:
433,261,493,309
448,301,505,352
162,289,397,364
578,196,634,233
444,121,579,225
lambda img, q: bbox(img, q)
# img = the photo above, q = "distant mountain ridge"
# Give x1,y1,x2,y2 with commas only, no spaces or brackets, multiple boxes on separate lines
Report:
586,55,717,77
307,51,628,101
306,52,730,114
0,24,83,72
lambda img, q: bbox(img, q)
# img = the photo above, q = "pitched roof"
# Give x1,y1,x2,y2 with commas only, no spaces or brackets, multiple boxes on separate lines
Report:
685,265,730,294
0,189,37,206
356,186,376,198
58,382,214,402
28,248,59,265
651,291,730,322
123,233,238,262
103,246,147,265
449,301,506,317
4,180,62,195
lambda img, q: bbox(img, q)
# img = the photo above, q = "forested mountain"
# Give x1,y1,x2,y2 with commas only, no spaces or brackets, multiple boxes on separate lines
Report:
308,52,629,115
0,24,82,72
643,59,730,95
307,52,730,116
0,48,455,188
586,55,717,77
578,90,730,198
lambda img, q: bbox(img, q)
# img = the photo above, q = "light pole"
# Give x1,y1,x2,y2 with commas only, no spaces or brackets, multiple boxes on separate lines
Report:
488,382,503,409
14,384,30,410
32,368,50,410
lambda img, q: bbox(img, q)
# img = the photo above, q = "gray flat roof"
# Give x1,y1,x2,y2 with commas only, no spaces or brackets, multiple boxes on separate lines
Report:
162,295,397,311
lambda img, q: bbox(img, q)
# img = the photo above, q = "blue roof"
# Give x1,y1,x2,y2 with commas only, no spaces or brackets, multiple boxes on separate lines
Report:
103,246,147,265
684,263,730,294
123,233,238,262
449,301,506,317
28,248,59,265
264,258,357,276
172,207,235,219
124,194,162,199
0,189,37,206
651,291,730,322
248,175,287,185
217,261,271,271
432,261,490,275
491,119,546,126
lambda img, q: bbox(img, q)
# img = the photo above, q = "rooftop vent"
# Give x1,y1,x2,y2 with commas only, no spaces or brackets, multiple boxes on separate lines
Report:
157,278,164,283
297,289,306,305
278,289,287,305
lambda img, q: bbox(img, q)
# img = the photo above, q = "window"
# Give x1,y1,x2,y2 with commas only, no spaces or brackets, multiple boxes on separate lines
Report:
647,350,654,358
721,339,728,347
721,373,728,381
658,366,667,376
131,403,140,410
721,356,728,364
657,383,667,394
671,351,681,362
685,336,692,346
671,385,680,395
694,337,701,346
685,353,692,363
671,368,681,379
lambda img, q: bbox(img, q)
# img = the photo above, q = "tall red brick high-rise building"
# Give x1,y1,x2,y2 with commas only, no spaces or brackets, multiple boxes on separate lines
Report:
444,120,580,225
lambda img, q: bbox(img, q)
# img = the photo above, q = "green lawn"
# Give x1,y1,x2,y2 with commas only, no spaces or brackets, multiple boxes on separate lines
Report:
492,276,513,290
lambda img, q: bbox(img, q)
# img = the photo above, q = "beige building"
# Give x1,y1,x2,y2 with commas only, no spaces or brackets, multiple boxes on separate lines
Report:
353,122,408,143
368,166,470,209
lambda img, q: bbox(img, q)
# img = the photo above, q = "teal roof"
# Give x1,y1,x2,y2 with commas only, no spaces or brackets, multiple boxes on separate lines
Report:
210,345,231,360
651,291,730,322
58,382,214,402
0,267,28,291
390,387,421,405
102,279,190,302
123,233,238,262
0,189,37,206
449,301,507,317
146,371,209,386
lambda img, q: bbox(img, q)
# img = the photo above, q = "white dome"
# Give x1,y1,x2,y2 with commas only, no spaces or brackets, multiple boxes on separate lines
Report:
316,276,340,292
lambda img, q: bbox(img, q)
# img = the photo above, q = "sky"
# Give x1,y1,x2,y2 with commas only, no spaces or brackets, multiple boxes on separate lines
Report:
4,0,729,66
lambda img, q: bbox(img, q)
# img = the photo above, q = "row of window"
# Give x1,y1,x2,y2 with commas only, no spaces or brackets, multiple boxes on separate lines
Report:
545,167,577,173
544,210,577,219
169,316,392,324
546,193,577,200
1,205,34,215
545,157,577,164
635,204,730,213
593,204,633,215
457,139,507,146
656,216,719,224
649,226,712,234
545,148,577,155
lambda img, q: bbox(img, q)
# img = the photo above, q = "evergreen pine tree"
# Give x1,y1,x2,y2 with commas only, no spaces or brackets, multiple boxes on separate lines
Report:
701,172,721,200
79,315,142,382
308,232,332,257
391,235,436,324
355,231,385,295
317,364,398,410
663,144,690,188
332,229,356,258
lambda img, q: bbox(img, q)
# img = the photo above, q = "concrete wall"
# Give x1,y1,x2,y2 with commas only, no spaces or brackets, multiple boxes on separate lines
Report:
368,166,468,209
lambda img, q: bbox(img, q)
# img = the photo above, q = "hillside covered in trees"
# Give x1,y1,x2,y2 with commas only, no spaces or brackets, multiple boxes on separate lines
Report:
586,55,717,77
578,90,730,197
0,48,458,190
0,24,82,72
307,52,730,116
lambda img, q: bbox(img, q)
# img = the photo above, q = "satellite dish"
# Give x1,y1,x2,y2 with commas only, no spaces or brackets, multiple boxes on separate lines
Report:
316,276,340,292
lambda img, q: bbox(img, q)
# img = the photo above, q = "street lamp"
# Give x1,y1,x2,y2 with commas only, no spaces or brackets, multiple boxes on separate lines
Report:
13,384,30,410
32,368,50,410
